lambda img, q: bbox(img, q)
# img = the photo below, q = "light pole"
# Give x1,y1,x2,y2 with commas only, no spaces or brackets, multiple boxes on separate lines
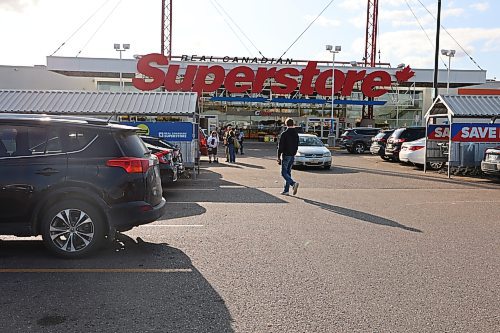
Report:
326,44,341,145
114,43,130,91
441,49,455,94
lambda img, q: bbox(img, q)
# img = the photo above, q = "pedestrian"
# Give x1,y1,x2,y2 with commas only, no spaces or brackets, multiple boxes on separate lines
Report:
223,125,232,162
207,131,219,163
238,129,244,155
277,118,299,195
227,129,237,163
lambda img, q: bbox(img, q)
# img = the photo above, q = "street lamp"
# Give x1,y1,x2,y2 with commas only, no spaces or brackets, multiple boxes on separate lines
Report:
114,43,130,91
440,49,455,94
326,44,341,146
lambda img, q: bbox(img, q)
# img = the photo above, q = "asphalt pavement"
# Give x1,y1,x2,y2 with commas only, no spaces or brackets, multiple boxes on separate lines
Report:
1,142,499,333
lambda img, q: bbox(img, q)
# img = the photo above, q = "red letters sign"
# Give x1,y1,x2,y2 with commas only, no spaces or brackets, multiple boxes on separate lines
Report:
133,53,413,98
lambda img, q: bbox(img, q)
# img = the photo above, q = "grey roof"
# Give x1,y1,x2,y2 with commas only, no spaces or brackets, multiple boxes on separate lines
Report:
425,94,500,118
0,90,198,116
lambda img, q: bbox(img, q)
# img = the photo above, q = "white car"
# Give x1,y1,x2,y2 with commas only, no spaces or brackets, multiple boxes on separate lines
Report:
399,138,443,170
294,134,332,169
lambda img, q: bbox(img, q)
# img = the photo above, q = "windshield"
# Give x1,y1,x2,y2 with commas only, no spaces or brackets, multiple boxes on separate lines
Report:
299,136,324,146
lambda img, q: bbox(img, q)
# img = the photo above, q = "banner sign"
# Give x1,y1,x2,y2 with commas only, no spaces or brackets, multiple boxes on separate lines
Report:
133,53,415,99
122,122,194,141
427,125,450,141
451,123,500,142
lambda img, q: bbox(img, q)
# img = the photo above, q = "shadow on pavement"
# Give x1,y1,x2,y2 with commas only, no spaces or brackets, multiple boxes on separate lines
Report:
296,165,358,175
0,233,234,333
337,164,500,190
164,170,286,204
301,198,422,233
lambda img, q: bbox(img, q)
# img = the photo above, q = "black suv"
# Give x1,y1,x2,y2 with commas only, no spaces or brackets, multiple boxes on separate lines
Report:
385,127,426,161
0,114,166,257
370,129,395,160
340,127,381,154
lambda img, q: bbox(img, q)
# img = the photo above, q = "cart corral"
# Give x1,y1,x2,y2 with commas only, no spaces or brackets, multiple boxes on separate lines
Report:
424,95,500,178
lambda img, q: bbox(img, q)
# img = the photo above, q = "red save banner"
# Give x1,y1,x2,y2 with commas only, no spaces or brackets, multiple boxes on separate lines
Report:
451,124,500,142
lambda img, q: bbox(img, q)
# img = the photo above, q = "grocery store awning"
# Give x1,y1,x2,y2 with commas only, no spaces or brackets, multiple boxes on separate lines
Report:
425,94,500,118
0,90,198,116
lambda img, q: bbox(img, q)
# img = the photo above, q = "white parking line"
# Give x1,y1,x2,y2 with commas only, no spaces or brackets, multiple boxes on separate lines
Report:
141,224,204,227
405,200,500,206
0,268,192,273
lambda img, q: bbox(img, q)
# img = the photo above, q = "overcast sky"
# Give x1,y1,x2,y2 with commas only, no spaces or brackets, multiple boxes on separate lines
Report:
1,0,499,79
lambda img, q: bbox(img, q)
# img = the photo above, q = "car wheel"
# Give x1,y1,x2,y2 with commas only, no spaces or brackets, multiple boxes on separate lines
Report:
41,200,105,258
380,155,390,161
354,142,366,154
427,162,444,170
323,165,331,170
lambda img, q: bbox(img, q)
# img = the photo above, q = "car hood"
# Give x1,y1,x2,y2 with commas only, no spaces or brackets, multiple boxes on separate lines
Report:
297,146,330,155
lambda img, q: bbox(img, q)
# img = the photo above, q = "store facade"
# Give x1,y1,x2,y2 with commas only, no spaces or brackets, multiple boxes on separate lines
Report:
1,54,487,139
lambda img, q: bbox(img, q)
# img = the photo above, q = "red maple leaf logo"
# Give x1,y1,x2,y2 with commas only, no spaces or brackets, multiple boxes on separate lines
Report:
395,65,415,82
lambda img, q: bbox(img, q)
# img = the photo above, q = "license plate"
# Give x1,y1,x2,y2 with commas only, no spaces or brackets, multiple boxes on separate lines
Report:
309,159,320,163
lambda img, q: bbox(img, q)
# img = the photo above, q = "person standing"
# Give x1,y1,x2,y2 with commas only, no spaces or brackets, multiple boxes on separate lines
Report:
238,129,244,155
227,129,236,163
277,118,299,195
207,131,219,163
223,125,233,162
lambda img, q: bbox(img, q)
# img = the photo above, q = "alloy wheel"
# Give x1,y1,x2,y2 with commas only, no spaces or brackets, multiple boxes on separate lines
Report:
49,209,95,253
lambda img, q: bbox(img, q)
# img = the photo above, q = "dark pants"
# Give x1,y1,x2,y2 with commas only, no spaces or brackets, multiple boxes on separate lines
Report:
281,155,295,193
228,144,236,163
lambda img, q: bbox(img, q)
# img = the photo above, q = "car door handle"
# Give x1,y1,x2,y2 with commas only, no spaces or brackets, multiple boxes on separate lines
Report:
36,168,60,176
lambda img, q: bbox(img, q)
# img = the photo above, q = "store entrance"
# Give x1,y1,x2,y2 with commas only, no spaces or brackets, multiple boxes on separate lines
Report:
305,117,340,141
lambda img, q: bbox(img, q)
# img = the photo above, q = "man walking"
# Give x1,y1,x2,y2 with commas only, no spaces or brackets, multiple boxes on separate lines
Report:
277,118,299,195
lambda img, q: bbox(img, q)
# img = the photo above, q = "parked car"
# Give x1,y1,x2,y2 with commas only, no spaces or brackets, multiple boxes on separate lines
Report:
340,127,381,154
144,142,178,185
370,129,394,160
294,134,332,169
481,147,500,176
385,127,426,161
0,114,166,258
140,135,184,175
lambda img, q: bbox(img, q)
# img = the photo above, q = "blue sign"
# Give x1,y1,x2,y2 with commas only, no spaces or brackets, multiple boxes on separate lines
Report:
122,122,194,141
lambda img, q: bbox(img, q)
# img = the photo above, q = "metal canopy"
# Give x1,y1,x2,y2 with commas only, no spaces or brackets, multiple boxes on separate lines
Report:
0,90,198,116
425,94,500,118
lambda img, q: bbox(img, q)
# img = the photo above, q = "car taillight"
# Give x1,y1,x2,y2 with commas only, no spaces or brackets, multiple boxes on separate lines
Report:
377,138,387,142
106,157,151,173
155,151,172,165
394,138,406,143
409,145,424,151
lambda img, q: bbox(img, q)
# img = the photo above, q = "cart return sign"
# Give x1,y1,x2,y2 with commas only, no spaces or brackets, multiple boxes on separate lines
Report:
428,124,500,142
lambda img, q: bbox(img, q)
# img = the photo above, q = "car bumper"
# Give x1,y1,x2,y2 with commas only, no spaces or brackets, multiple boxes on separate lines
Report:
109,197,167,232
399,149,411,162
370,144,383,155
481,161,500,174
294,156,332,167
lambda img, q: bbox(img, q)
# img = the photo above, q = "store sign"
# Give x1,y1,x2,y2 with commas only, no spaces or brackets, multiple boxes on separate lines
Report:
133,53,415,98
121,121,194,141
427,125,450,141
451,123,500,142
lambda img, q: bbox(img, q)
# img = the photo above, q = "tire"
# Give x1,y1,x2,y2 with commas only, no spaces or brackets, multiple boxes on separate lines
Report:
41,200,105,258
354,142,366,154
380,154,390,161
323,165,331,170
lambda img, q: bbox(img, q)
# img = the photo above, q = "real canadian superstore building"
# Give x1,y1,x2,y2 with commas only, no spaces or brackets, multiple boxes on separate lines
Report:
0,55,488,139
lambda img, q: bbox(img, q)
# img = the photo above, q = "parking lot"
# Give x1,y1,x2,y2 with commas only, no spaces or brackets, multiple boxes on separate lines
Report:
1,142,499,333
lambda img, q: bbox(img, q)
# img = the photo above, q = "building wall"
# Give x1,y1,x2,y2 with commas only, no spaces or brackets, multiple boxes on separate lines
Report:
0,65,95,90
